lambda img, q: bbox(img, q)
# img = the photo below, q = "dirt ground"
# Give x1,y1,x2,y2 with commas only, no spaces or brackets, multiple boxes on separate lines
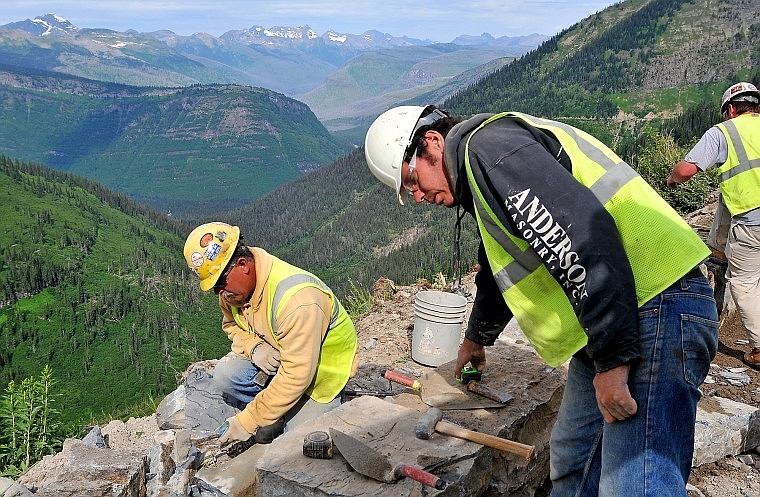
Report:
346,271,760,497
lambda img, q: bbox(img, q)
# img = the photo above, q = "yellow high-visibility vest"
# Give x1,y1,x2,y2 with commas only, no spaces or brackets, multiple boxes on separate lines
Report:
232,256,357,402
464,112,709,366
715,113,760,216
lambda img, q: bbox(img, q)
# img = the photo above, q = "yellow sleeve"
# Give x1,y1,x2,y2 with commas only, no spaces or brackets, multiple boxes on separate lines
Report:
236,286,330,433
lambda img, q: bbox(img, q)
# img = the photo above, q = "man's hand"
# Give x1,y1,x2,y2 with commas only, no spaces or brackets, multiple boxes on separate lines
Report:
593,364,637,423
251,342,281,374
218,415,253,447
454,338,486,380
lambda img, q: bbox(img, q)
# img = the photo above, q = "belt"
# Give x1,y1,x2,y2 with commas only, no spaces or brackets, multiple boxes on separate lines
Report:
683,265,704,280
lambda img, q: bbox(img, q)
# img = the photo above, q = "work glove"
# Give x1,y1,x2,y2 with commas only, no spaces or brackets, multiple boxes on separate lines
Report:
217,415,252,447
251,342,281,374
254,419,285,444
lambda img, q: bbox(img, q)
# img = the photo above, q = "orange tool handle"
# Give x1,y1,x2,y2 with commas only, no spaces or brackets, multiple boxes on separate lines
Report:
396,464,446,489
383,370,420,390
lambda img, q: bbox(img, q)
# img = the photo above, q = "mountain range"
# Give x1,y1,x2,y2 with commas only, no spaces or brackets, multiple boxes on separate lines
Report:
0,13,547,213
0,14,546,96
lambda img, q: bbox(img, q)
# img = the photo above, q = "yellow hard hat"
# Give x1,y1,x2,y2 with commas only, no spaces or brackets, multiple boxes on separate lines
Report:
183,222,240,291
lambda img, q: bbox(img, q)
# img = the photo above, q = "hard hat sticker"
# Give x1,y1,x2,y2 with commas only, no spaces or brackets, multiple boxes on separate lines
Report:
200,233,214,247
216,230,227,242
205,243,222,261
190,251,204,268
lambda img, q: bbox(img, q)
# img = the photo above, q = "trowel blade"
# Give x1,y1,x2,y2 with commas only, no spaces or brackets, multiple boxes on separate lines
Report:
329,428,396,483
420,370,506,409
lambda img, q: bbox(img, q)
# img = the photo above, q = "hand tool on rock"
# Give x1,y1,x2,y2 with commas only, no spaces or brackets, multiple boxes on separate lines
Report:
457,367,514,404
342,387,401,399
414,407,535,459
329,428,446,489
383,369,509,409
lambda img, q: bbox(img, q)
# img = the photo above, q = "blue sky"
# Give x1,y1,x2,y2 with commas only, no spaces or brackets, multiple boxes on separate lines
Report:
1,1,621,41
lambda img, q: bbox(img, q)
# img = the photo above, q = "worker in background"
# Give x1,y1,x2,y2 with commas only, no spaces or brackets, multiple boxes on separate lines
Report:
668,82,760,369
365,106,718,496
183,222,358,446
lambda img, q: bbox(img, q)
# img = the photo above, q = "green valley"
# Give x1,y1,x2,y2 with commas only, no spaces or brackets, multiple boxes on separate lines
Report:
0,68,348,215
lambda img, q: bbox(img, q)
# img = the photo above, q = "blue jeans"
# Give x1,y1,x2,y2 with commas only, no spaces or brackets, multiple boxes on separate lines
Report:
213,352,342,431
550,273,718,497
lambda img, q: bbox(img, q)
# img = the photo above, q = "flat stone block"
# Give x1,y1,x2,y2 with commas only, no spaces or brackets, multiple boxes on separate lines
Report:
694,395,760,466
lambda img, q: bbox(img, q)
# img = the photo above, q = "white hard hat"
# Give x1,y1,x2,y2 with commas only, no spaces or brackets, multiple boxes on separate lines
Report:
365,106,427,205
364,105,448,205
721,82,760,114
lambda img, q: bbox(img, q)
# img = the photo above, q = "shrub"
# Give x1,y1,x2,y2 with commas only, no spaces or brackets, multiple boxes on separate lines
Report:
0,366,66,477
629,127,718,214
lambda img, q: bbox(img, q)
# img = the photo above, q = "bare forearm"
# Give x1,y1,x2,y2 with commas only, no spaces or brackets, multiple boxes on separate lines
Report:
667,161,699,188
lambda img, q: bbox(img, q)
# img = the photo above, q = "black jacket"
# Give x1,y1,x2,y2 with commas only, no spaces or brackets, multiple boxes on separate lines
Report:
444,114,641,372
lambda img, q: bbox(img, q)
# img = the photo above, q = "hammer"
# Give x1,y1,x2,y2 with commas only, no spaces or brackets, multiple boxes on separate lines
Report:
414,407,535,459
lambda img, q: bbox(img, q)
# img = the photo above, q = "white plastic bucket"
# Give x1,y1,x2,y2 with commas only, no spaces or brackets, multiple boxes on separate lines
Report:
412,291,467,367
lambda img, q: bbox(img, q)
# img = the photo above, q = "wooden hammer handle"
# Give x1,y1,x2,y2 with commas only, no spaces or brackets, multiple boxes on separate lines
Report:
435,420,535,459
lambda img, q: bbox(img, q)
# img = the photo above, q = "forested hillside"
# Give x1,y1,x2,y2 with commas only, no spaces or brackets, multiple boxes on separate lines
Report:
0,66,347,216
446,0,759,118
225,149,481,298
0,156,227,423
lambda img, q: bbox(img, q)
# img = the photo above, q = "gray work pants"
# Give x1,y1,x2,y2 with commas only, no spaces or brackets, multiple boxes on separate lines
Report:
726,223,760,348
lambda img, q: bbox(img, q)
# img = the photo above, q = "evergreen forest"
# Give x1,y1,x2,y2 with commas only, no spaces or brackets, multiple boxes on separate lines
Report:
0,156,228,427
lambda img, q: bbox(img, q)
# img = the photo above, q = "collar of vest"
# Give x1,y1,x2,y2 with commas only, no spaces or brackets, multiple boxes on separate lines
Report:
246,247,273,312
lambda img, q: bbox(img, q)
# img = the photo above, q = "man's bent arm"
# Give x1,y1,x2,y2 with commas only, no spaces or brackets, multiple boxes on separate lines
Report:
667,160,699,188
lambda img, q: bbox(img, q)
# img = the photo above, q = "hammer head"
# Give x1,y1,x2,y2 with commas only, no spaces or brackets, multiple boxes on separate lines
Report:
414,407,443,440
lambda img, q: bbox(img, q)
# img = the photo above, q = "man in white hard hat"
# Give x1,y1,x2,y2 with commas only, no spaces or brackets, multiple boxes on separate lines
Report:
183,222,358,447
668,82,760,368
365,106,718,496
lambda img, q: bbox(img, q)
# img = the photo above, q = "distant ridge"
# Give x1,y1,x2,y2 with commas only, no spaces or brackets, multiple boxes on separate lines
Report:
0,65,347,215
0,13,546,95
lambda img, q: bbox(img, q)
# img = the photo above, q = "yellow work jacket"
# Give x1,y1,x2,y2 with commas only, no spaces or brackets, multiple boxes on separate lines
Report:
716,113,760,216
464,112,709,366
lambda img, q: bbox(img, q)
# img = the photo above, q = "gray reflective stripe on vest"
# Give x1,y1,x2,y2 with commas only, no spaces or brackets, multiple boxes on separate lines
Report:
474,113,638,292
720,119,760,182
270,274,339,334
471,185,539,290
524,115,639,205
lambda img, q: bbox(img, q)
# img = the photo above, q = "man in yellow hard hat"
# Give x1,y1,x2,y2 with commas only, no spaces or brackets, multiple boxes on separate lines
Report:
183,222,358,446
668,81,760,369
365,105,718,496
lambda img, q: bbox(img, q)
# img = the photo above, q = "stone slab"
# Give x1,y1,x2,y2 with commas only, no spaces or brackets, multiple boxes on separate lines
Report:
156,364,236,437
255,339,564,497
694,394,760,466
18,439,147,497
